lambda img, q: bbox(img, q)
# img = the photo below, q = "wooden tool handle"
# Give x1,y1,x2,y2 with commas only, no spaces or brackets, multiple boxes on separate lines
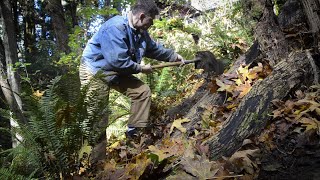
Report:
105,59,199,76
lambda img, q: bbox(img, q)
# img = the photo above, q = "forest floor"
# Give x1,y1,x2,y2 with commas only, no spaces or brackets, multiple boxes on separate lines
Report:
83,66,320,180
257,86,320,180
258,120,320,180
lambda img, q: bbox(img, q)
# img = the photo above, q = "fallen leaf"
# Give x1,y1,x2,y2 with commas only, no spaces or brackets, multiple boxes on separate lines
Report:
236,81,252,98
33,90,44,97
299,117,320,131
180,155,219,180
148,138,186,162
78,167,86,175
216,78,234,93
148,145,172,162
170,118,190,134
124,153,152,179
228,149,260,174
227,103,238,110
232,78,243,86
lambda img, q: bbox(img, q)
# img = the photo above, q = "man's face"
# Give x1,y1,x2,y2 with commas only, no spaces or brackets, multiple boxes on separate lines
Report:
137,14,154,30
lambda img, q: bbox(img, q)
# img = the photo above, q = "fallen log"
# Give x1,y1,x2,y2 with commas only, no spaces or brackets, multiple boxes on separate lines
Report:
207,51,314,159
168,41,262,138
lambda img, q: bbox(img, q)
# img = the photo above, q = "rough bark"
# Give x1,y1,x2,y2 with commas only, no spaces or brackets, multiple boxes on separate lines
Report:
168,42,261,137
46,0,70,53
166,0,320,160
0,0,27,125
23,0,37,60
0,40,12,150
302,0,320,33
208,52,314,159
254,0,289,67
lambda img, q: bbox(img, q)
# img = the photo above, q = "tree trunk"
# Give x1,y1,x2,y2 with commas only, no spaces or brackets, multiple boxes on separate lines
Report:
66,0,78,27
0,94,12,150
23,0,37,61
167,0,320,160
208,52,314,158
302,0,320,33
0,0,27,147
46,0,70,53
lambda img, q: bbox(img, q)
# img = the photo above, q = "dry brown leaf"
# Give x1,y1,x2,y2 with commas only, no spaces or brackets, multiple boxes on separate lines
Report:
124,153,152,179
148,145,172,162
148,138,186,162
180,155,219,180
216,78,234,93
170,118,190,134
229,149,260,175
236,81,252,98
299,117,320,132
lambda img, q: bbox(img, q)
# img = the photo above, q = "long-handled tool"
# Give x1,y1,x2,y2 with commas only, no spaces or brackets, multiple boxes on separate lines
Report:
105,51,224,76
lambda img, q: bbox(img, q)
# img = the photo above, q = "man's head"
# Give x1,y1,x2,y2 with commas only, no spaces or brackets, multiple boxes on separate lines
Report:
131,0,159,30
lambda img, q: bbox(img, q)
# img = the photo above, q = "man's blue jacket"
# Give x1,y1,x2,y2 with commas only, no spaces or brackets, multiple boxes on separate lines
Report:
82,14,177,82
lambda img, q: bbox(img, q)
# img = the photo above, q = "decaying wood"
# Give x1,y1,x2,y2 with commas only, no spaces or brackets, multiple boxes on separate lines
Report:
254,0,289,67
166,0,320,159
169,44,262,137
207,51,314,159
302,0,320,33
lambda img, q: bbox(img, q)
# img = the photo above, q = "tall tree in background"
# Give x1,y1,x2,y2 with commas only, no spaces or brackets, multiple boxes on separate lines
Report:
23,0,36,56
65,0,79,27
0,0,27,147
46,0,71,53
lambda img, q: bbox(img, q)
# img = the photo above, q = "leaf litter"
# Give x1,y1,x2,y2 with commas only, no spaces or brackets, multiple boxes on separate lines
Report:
77,63,320,180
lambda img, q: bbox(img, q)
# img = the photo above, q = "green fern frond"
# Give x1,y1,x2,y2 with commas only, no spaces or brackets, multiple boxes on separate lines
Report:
0,167,33,180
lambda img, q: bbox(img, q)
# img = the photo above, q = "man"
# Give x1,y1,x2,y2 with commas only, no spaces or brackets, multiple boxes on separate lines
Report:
79,0,184,163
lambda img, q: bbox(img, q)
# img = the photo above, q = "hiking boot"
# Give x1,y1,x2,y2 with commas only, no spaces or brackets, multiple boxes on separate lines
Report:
125,127,153,147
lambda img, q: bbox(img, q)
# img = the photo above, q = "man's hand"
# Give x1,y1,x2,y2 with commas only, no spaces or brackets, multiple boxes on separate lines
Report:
171,53,185,65
141,64,153,74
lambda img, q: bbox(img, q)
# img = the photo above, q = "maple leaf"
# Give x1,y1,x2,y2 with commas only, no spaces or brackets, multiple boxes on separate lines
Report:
148,145,172,162
124,153,151,179
148,138,186,162
228,149,260,175
180,155,219,180
232,78,243,86
236,81,252,98
169,118,190,134
183,143,195,158
237,65,249,76
247,63,263,80
33,90,44,98
299,117,320,132
294,99,320,119
216,78,234,93
237,65,249,82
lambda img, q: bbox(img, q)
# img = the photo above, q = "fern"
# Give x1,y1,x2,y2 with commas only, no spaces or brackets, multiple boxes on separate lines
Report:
0,167,34,180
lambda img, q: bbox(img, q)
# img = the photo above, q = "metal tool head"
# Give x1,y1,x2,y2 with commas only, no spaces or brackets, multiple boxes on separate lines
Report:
194,51,224,75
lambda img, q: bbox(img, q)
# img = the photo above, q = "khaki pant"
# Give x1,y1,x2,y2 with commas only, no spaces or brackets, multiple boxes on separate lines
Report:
110,75,151,128
79,62,151,163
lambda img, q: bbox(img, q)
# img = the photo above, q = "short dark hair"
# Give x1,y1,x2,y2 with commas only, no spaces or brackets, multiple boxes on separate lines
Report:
131,0,159,17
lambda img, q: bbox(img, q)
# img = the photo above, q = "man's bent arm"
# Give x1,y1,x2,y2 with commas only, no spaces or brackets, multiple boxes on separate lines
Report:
99,26,142,74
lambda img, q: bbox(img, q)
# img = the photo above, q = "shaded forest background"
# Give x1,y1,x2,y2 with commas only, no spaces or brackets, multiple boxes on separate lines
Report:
1,0,320,179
